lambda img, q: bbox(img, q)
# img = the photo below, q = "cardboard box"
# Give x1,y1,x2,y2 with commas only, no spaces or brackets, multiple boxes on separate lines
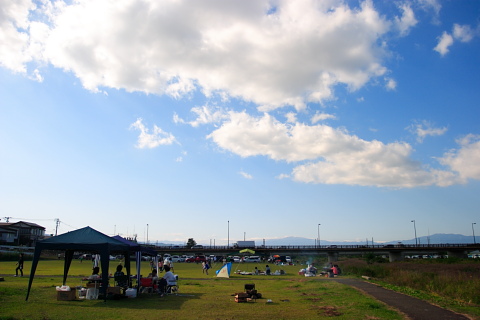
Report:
235,292,249,302
57,288,76,301
107,287,122,295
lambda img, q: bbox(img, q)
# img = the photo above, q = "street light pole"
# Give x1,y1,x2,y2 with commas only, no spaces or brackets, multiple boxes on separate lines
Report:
318,224,321,248
146,224,149,245
227,220,230,248
411,220,417,246
472,223,477,244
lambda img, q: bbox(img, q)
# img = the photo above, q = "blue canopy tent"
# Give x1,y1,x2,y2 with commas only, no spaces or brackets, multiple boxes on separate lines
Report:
26,227,131,301
111,235,157,293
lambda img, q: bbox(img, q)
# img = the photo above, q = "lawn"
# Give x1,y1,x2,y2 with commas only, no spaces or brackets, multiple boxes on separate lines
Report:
0,259,403,320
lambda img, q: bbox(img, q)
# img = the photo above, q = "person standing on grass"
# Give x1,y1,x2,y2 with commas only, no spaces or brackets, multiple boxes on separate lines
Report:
203,261,210,275
14,253,24,277
158,259,164,272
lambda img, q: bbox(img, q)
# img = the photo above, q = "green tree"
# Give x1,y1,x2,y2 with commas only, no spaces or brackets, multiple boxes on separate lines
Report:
186,238,197,249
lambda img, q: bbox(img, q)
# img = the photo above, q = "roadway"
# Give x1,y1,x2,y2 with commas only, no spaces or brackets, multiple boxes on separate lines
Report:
147,243,480,262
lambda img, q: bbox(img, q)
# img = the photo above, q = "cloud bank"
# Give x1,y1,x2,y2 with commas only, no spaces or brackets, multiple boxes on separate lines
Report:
2,0,480,188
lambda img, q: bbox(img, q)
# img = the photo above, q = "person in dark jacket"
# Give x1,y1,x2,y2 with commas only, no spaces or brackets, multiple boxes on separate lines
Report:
15,253,24,277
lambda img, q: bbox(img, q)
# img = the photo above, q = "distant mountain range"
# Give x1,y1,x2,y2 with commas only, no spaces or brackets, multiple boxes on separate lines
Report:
149,233,475,246
256,233,475,246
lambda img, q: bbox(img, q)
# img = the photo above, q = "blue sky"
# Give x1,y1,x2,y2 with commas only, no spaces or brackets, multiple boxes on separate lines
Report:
1,0,479,245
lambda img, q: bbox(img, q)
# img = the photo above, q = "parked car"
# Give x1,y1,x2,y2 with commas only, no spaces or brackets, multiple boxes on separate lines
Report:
171,255,181,262
195,255,207,263
244,256,261,263
185,256,196,263
285,256,292,263
233,256,241,263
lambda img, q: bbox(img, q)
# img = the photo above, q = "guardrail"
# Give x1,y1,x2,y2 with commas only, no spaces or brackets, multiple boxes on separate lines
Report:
147,243,480,251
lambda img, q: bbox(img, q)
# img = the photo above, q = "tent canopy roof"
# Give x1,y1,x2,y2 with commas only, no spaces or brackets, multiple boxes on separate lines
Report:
36,226,129,252
112,235,157,256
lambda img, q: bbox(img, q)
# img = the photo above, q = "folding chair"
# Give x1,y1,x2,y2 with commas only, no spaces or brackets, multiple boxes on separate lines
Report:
166,275,179,294
139,278,156,294
244,283,257,301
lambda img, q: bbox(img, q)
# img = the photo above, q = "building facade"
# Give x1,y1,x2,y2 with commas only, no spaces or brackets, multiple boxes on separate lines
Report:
0,221,46,246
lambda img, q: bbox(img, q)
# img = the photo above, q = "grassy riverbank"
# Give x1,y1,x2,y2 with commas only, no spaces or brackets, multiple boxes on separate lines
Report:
340,257,480,318
0,259,402,320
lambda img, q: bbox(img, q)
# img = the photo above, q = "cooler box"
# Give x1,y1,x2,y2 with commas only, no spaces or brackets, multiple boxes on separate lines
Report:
125,288,137,298
107,287,122,295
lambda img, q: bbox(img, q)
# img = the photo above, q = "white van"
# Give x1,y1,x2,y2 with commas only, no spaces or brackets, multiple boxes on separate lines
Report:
244,256,261,263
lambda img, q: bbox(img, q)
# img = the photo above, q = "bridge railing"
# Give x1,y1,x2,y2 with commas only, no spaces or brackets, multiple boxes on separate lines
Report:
148,243,479,251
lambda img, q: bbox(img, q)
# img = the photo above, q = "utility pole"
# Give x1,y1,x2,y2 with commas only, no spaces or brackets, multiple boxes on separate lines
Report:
55,218,60,236
411,220,418,246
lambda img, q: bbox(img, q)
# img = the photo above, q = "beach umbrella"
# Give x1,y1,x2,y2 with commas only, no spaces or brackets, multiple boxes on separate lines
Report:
239,249,255,254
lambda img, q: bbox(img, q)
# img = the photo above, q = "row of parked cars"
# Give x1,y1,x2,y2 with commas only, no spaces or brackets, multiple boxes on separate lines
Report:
155,254,266,263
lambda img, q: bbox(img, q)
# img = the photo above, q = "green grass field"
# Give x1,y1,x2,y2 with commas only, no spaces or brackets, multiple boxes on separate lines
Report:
0,259,403,320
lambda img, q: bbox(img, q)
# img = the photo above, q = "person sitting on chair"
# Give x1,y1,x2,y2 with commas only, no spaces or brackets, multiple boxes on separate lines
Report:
149,269,159,284
88,266,101,281
158,265,176,295
114,265,128,288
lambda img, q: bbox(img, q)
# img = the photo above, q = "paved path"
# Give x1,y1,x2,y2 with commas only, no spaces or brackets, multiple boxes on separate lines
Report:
331,278,472,320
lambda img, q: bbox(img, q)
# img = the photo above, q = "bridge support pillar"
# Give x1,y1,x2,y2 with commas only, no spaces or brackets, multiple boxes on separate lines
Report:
447,250,467,259
388,251,404,262
327,252,339,263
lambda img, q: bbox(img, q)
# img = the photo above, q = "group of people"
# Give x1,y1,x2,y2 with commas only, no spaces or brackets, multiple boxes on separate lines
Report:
142,265,177,295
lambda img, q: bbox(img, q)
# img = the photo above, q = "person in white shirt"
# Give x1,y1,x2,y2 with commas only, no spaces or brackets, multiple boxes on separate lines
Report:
158,265,176,295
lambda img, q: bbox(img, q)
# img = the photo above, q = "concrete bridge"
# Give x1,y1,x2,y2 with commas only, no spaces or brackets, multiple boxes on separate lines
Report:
148,243,480,263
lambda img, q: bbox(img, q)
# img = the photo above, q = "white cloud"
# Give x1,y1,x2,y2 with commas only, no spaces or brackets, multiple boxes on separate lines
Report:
408,120,448,143
207,112,456,188
276,173,290,179
394,4,418,36
129,118,176,149
385,77,397,90
176,151,187,162
285,112,297,123
434,31,453,56
439,134,480,181
311,112,336,124
453,24,474,42
0,0,36,72
239,171,253,179
9,0,400,110
174,105,229,127
434,24,476,56
417,0,442,25
188,105,229,127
